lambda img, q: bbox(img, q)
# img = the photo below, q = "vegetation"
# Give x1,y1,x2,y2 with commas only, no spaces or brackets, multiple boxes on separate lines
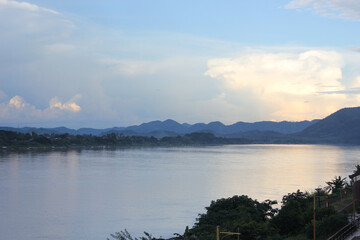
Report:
325,176,347,194
107,174,355,240
189,196,277,240
107,230,158,240
0,130,251,149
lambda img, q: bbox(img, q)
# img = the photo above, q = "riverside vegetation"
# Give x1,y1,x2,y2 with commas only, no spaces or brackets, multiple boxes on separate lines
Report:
3,106,360,144
0,130,250,148
3,107,360,148
107,170,359,240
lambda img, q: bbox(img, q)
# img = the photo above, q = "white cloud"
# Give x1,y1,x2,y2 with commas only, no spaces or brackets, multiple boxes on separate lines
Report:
8,95,28,109
0,95,81,124
351,76,360,88
49,95,81,112
0,0,74,44
0,0,59,14
205,49,360,121
206,50,344,95
1,0,360,127
286,0,360,20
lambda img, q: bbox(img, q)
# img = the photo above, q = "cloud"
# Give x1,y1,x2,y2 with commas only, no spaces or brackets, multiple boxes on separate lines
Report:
205,49,360,121
0,0,59,14
100,58,162,76
49,95,81,112
0,95,82,124
0,0,74,44
1,0,360,127
206,50,344,95
8,95,28,109
286,0,360,20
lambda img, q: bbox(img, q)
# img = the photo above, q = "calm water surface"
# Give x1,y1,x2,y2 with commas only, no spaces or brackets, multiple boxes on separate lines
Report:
1,144,360,240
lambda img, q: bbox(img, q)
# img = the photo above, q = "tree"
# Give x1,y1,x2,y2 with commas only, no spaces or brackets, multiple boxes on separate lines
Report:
189,195,277,240
354,164,360,174
107,229,157,240
271,190,312,236
325,176,347,194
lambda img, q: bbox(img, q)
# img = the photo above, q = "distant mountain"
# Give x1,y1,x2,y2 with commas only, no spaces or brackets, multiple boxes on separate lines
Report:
298,107,360,144
106,119,318,137
126,119,187,134
2,106,360,144
0,118,319,138
0,126,125,136
225,120,318,135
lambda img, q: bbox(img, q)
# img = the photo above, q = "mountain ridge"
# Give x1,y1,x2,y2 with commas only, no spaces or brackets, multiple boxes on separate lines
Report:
297,107,360,144
1,106,360,144
0,119,319,137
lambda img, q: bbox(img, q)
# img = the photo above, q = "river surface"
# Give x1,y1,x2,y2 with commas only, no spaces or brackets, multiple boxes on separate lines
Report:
1,144,360,240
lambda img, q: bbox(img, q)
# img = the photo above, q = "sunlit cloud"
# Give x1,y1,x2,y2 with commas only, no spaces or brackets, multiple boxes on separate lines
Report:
205,49,360,121
49,95,81,112
206,50,344,95
286,0,360,21
0,95,82,123
8,96,28,109
1,0,360,127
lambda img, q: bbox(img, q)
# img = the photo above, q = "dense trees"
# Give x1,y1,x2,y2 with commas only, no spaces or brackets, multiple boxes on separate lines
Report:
189,196,277,240
108,176,352,240
186,188,349,240
108,186,350,240
271,190,313,236
0,130,250,148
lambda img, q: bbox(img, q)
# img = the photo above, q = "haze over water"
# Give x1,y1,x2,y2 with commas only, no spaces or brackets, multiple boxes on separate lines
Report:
1,144,360,240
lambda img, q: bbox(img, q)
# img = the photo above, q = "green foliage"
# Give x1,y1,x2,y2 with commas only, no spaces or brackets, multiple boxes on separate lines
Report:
173,226,197,240
189,195,277,240
108,186,350,240
270,189,343,238
0,130,251,149
354,164,360,174
107,229,158,240
325,176,347,194
305,214,348,240
271,190,313,236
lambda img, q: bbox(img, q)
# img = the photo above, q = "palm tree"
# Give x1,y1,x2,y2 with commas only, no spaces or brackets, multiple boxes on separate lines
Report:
325,176,347,194
354,164,360,174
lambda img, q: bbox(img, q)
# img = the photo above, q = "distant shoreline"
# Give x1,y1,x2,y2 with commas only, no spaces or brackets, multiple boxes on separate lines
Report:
1,142,359,154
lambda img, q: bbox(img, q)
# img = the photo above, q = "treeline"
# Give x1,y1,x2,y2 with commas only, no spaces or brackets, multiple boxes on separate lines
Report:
108,174,356,240
0,130,251,148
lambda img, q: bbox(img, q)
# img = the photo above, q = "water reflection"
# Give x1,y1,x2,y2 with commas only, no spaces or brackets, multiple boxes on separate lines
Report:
1,145,360,240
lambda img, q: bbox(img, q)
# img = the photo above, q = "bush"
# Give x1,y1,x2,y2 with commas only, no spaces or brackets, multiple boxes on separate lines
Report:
305,214,348,240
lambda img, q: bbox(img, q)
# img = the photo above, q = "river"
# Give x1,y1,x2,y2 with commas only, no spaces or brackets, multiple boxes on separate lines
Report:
0,144,359,239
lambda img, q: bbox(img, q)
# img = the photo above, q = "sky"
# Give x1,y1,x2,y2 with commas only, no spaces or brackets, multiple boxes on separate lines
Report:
1,0,360,128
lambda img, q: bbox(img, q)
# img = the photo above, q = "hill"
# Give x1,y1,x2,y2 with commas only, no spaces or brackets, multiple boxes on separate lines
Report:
1,106,360,144
0,119,318,137
298,107,360,144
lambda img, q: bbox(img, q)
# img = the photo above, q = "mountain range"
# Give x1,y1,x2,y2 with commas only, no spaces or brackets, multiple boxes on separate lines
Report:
296,107,360,144
1,106,360,144
0,119,318,138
